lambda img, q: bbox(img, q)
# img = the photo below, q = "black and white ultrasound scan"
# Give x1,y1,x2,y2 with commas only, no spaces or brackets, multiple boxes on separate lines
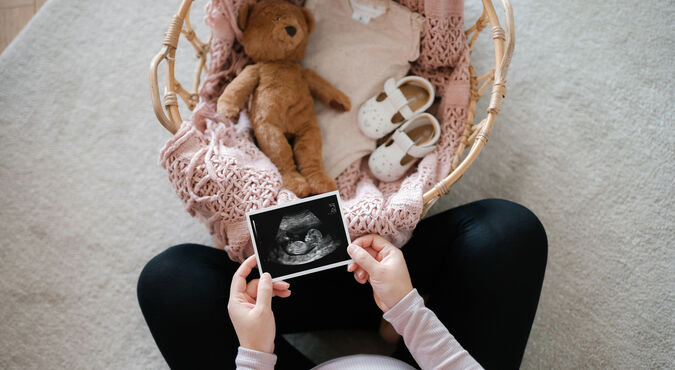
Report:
246,191,352,281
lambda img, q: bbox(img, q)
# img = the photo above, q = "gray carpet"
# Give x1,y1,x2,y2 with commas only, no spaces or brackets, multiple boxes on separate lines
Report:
0,0,672,368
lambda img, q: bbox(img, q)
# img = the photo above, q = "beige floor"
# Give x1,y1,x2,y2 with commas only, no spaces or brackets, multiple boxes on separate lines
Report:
0,0,672,368
0,0,47,53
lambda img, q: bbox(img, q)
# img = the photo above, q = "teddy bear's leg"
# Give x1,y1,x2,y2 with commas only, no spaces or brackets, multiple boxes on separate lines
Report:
253,122,311,197
293,123,338,195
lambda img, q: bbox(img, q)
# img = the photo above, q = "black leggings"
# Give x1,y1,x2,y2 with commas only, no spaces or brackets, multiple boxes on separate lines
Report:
137,199,547,369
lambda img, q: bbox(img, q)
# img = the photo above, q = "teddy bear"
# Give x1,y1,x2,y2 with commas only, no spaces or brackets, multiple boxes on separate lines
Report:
217,0,351,197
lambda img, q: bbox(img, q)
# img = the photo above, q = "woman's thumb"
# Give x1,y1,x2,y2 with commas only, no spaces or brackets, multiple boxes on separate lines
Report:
256,273,274,310
347,244,378,273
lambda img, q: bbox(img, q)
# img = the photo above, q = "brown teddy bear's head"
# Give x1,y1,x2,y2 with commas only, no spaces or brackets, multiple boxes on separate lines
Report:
237,0,315,63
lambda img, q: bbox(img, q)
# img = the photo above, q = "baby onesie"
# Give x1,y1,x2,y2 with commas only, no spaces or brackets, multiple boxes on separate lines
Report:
302,0,424,178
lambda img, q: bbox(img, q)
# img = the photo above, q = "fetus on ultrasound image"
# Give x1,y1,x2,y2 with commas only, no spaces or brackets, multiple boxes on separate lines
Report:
270,209,341,265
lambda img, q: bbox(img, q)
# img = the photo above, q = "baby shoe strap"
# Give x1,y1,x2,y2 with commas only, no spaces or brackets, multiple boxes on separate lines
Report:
392,130,415,155
383,79,415,120
392,130,437,158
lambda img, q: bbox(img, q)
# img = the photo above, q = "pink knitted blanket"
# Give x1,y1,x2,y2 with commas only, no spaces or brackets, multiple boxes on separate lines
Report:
159,0,470,262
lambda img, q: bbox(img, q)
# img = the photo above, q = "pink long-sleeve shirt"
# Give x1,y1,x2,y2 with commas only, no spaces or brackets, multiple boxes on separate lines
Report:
235,289,483,369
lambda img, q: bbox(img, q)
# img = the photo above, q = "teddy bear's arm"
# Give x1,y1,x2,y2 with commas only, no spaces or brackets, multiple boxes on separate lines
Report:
302,68,351,113
217,64,260,119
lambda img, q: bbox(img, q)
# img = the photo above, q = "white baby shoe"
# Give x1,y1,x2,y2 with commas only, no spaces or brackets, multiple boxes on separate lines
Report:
358,76,435,139
368,113,441,182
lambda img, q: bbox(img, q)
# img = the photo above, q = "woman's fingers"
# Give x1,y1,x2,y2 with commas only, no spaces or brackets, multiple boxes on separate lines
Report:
275,289,291,298
272,281,291,290
255,273,274,310
246,279,259,297
352,234,392,253
348,243,378,268
247,279,291,298
231,255,258,293
348,243,378,283
352,235,376,249
233,256,290,298
347,244,378,273
348,262,357,272
355,268,369,284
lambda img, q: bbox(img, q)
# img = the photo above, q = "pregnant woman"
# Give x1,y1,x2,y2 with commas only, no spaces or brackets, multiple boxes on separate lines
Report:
137,199,547,369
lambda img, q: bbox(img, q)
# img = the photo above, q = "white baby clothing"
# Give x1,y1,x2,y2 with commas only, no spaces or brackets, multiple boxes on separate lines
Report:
302,0,424,178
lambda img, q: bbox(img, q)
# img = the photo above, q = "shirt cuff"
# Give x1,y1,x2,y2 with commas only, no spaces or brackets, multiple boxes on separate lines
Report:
383,288,423,323
235,347,277,369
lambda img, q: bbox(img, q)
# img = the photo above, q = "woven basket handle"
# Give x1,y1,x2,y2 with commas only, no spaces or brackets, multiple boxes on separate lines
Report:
149,0,196,134
421,0,515,216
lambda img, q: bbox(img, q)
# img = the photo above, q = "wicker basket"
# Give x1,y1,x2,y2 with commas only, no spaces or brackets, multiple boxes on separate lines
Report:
150,0,514,217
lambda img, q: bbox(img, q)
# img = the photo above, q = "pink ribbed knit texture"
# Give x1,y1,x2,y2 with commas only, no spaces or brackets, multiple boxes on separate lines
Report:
159,0,470,262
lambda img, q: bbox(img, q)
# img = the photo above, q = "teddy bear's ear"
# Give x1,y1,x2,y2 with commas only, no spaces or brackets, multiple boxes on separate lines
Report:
237,0,256,31
301,7,315,34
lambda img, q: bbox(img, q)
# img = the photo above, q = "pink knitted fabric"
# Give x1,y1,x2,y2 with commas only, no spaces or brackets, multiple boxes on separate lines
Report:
159,0,470,262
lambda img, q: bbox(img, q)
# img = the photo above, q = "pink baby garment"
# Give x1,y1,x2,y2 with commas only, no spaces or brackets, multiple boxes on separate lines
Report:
302,0,425,178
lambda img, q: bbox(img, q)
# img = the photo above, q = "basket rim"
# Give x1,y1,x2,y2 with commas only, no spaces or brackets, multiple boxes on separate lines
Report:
149,0,515,216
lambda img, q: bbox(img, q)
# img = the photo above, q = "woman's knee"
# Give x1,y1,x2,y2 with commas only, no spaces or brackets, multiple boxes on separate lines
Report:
461,199,548,267
138,245,190,305
137,244,220,310
136,244,239,368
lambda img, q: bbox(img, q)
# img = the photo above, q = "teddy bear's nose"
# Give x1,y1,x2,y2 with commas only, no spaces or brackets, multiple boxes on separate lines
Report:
285,26,297,37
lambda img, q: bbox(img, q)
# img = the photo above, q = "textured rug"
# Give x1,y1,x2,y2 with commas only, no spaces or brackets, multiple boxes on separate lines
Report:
0,0,672,369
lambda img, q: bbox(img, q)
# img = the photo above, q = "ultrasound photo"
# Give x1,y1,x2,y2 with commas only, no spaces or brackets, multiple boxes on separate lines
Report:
246,191,352,281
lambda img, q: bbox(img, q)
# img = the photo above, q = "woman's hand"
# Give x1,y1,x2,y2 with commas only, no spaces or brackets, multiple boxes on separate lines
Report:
347,235,414,312
227,255,291,353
